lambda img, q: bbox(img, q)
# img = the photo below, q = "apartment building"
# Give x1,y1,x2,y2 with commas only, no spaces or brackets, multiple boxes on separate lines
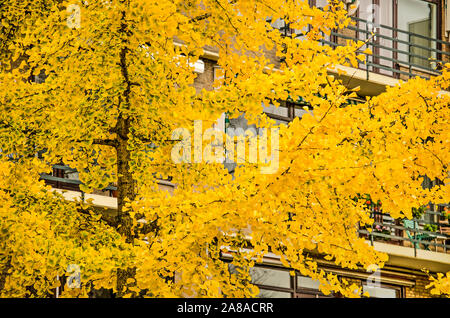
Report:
41,0,450,298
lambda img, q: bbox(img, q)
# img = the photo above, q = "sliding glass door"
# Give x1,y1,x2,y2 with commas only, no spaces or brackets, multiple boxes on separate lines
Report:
397,0,438,70
357,0,439,74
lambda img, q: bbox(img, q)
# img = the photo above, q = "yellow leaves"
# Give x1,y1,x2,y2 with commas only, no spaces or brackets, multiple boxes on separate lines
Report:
0,0,447,299
362,48,372,55
248,284,260,298
0,159,137,297
345,284,362,298
366,264,379,273
426,272,450,297
356,54,366,62
336,68,347,76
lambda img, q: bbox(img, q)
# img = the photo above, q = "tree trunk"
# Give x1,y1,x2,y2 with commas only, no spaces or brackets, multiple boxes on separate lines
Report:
115,115,136,296
115,5,138,297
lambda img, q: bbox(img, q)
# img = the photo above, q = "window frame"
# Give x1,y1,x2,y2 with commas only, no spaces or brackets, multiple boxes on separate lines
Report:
247,264,335,298
361,281,405,298
227,262,405,299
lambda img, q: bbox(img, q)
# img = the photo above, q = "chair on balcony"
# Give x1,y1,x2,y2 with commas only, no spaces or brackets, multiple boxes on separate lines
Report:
403,220,433,251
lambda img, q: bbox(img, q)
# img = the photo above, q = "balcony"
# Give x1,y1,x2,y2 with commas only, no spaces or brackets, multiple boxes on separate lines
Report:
40,165,175,204
330,16,450,80
278,16,450,81
359,204,450,256
41,165,117,197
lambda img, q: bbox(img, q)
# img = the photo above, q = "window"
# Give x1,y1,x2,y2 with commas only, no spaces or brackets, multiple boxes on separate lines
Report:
262,102,289,121
263,97,363,125
362,283,402,298
230,264,336,298
228,264,406,298
263,100,312,124
294,275,332,298
258,289,292,298
398,0,438,69
297,275,321,290
351,0,443,77
249,267,291,289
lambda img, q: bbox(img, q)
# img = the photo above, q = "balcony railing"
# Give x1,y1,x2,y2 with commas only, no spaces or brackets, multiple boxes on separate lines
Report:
358,205,450,255
40,165,174,197
278,16,450,80
40,165,117,197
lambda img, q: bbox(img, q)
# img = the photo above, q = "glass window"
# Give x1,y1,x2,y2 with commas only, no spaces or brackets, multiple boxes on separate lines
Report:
273,119,289,126
249,267,291,288
315,0,329,8
363,285,398,298
258,289,291,298
397,0,437,69
65,170,80,181
297,276,321,290
294,108,309,118
262,102,289,118
270,18,286,31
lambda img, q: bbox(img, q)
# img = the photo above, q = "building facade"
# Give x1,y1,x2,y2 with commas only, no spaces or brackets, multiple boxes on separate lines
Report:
42,0,450,298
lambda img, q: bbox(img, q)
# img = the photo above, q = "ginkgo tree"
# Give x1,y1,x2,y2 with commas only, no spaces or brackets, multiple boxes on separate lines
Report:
0,0,448,298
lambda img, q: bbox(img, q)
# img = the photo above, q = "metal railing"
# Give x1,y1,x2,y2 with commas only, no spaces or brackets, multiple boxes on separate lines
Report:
40,165,117,195
279,16,450,80
40,165,173,195
358,205,450,256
